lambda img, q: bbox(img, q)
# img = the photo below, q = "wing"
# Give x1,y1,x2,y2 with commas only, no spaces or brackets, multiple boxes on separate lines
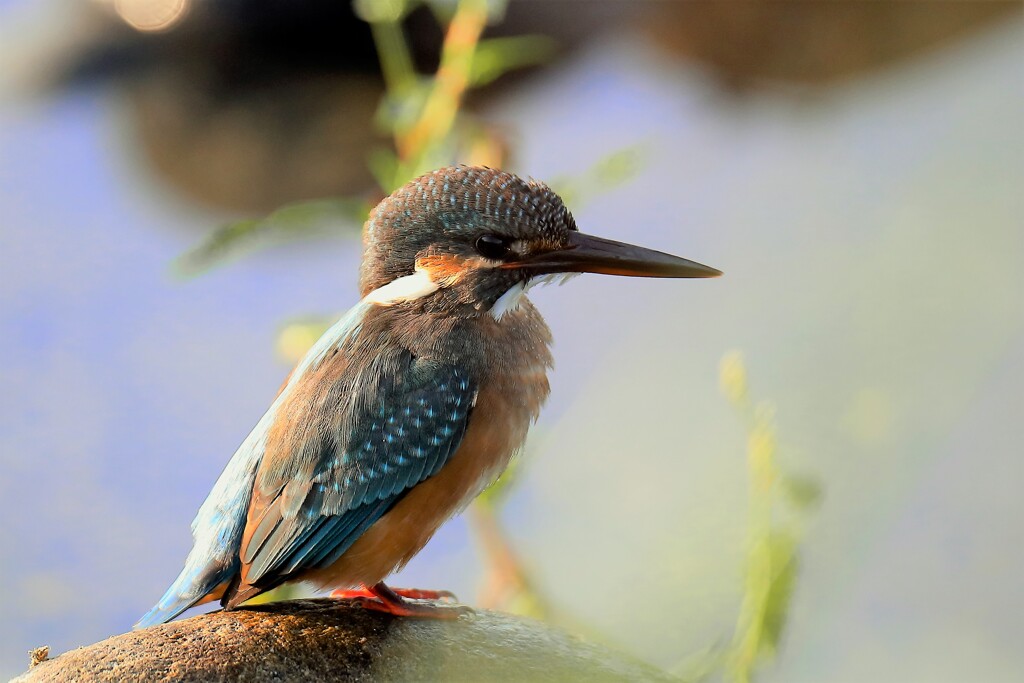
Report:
137,303,373,628
228,349,477,603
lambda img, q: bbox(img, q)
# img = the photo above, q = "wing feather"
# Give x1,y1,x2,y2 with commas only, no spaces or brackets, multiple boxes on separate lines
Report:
137,301,373,627
233,352,477,596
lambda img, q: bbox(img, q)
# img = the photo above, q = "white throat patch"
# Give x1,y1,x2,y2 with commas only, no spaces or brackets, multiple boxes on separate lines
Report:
490,273,577,320
490,281,527,321
363,269,439,306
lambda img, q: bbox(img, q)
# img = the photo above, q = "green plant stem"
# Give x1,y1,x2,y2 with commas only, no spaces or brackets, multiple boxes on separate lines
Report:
397,0,489,175
370,18,417,96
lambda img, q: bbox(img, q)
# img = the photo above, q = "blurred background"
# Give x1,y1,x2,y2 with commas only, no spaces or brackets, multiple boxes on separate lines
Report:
1,1,1021,680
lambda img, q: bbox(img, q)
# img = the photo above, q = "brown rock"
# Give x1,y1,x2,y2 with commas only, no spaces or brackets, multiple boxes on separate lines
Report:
16,599,676,682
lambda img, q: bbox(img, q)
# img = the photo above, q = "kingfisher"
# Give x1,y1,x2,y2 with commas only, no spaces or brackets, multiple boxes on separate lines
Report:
138,166,719,626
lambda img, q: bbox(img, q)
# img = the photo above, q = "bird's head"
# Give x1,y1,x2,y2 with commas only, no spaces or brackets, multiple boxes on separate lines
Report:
360,166,720,318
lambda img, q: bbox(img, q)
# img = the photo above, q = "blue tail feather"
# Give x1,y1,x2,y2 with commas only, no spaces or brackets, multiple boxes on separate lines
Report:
135,561,234,629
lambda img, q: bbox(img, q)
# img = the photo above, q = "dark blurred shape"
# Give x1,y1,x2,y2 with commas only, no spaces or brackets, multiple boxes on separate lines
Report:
65,1,383,93
41,1,1022,214
59,1,389,213
49,1,634,215
126,72,383,213
645,1,1022,88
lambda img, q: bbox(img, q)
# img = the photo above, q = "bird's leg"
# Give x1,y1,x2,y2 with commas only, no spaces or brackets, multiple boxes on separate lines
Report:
341,582,469,619
330,585,457,601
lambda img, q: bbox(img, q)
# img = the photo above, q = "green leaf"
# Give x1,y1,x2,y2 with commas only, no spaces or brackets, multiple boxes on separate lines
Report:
674,642,730,683
374,82,432,136
760,532,798,657
592,147,643,188
245,582,309,605
175,197,369,276
469,35,557,87
782,474,823,512
367,147,403,194
353,0,416,23
550,145,646,209
276,317,335,363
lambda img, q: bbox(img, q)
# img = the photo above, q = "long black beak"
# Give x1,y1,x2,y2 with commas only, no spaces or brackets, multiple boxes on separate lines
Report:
503,232,721,278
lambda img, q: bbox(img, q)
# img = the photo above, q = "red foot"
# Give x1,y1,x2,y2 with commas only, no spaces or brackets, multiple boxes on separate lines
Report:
334,583,469,620
330,586,456,601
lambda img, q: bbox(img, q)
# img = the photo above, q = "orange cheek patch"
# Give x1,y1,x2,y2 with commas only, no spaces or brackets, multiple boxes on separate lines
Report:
416,253,482,286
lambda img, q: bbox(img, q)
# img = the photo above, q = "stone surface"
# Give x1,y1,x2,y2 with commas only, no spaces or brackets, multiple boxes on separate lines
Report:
15,599,676,682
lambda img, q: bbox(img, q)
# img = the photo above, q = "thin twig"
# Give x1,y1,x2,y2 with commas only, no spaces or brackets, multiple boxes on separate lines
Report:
396,0,489,170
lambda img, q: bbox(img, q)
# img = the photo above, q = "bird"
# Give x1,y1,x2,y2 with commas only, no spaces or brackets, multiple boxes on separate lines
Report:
137,165,720,626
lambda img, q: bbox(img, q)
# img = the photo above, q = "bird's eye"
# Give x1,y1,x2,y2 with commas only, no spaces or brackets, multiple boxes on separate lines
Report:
475,234,513,260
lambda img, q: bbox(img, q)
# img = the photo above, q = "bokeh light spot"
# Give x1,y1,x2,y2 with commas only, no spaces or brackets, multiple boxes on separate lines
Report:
113,0,190,33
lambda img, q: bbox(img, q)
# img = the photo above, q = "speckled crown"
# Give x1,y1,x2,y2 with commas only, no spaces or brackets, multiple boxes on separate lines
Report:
360,166,576,294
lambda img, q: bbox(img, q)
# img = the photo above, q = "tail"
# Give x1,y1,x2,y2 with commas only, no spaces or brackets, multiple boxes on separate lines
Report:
135,561,235,629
